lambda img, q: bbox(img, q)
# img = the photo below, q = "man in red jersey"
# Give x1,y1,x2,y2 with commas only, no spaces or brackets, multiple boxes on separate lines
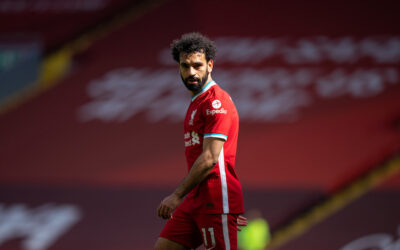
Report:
155,32,246,250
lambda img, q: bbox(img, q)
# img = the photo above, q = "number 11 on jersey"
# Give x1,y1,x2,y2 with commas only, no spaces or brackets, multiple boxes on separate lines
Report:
202,227,216,249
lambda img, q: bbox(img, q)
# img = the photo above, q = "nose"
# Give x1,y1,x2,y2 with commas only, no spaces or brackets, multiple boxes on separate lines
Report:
189,66,196,76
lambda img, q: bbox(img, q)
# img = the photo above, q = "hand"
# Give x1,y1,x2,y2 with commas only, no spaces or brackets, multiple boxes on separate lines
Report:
157,193,182,220
237,215,248,231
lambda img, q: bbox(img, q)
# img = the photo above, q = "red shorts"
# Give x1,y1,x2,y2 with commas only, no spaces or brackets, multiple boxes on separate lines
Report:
160,207,239,249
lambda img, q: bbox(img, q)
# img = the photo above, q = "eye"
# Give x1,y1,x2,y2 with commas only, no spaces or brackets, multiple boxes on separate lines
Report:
193,63,202,69
180,63,189,69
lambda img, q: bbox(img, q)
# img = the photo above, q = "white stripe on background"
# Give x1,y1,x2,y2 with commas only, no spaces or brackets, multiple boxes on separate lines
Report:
221,214,231,250
218,148,229,213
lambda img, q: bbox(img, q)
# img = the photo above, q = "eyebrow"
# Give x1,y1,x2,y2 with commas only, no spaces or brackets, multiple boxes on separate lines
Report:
180,62,189,67
180,62,204,67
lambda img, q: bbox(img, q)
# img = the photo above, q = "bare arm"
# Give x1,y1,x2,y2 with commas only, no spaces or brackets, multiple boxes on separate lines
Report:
157,137,225,219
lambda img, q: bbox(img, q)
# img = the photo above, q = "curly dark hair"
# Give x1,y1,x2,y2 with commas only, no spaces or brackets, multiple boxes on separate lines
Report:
171,32,216,63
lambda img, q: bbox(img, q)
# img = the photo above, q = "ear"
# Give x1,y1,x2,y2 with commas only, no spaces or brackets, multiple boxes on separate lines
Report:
208,59,214,73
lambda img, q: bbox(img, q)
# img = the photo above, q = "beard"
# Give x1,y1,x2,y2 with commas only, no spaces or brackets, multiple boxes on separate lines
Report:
181,69,209,93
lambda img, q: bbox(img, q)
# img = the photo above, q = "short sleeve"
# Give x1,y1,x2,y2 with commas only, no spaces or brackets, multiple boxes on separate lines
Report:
203,97,232,141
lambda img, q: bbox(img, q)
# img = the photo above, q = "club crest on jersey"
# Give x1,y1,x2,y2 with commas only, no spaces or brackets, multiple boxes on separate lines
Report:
212,100,221,109
189,109,197,126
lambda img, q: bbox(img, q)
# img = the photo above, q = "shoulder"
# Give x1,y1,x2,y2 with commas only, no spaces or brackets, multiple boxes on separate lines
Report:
200,84,235,117
207,84,233,106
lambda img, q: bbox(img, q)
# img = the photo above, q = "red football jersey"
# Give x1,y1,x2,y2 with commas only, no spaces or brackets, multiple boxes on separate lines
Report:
180,80,244,214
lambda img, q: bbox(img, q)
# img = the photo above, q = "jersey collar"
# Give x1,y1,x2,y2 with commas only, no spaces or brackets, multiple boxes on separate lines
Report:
191,80,216,102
